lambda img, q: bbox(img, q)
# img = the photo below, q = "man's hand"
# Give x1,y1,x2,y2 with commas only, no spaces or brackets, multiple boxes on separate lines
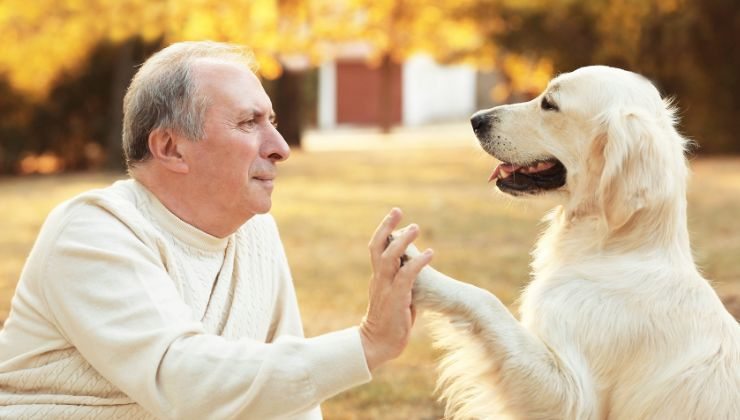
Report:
361,208,433,372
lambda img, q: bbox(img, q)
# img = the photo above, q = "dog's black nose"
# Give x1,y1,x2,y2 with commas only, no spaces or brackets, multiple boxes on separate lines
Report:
471,114,487,133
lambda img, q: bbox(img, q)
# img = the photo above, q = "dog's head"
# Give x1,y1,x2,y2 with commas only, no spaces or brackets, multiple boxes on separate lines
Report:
472,65,689,232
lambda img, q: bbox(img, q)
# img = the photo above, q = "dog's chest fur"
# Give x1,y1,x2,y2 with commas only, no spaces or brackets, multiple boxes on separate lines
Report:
520,273,655,376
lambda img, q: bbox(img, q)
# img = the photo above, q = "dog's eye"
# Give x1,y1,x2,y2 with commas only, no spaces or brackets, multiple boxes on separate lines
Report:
541,96,559,112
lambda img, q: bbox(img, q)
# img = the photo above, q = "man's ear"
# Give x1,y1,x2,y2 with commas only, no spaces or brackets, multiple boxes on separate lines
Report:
147,128,189,174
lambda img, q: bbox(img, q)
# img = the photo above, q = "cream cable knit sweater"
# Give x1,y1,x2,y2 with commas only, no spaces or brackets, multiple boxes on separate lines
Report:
0,179,371,419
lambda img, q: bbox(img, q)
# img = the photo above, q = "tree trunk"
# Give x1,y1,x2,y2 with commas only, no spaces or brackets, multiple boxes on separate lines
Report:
105,38,136,171
378,53,393,133
274,69,305,147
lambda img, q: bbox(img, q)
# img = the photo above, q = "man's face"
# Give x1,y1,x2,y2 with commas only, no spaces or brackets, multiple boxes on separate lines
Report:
184,59,290,222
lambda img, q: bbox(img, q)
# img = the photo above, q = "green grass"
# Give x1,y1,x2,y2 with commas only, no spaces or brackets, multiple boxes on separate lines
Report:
1,147,739,419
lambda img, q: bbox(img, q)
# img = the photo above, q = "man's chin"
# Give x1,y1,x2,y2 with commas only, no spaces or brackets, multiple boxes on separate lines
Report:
250,198,272,216
241,187,273,216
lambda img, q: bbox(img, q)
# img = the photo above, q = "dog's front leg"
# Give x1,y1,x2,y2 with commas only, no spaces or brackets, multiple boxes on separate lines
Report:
409,250,598,419
403,242,503,320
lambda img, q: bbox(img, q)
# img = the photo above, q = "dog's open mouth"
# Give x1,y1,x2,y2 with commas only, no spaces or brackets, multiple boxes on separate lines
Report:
489,159,567,195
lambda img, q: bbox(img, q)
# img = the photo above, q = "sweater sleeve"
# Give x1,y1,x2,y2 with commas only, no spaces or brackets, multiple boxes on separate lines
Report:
38,202,371,419
264,214,316,341
259,216,373,418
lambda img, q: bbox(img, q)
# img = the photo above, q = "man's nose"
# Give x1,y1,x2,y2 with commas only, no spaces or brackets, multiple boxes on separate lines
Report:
265,126,291,162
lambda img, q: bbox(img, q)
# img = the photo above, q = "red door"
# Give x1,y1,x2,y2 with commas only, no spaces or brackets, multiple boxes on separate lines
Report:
336,59,402,127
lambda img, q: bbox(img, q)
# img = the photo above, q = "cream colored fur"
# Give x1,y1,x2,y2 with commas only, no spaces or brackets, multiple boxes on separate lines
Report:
408,66,740,419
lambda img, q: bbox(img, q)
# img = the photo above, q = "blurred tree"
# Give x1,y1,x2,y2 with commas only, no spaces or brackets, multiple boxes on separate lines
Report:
0,0,168,170
483,0,740,153
0,79,33,174
0,0,502,164
0,0,313,169
268,69,307,146
0,39,163,173
641,0,740,153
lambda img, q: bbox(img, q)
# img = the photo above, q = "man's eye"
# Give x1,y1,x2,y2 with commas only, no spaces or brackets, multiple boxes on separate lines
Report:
541,96,559,112
239,120,256,129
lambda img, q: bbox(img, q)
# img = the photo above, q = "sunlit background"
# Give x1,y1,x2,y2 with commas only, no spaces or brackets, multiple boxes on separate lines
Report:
1,1,739,418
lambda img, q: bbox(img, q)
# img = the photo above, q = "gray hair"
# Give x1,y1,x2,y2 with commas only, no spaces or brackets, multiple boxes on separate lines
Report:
122,41,257,168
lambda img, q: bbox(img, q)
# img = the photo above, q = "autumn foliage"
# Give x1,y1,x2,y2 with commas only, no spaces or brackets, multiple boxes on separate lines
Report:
0,0,738,174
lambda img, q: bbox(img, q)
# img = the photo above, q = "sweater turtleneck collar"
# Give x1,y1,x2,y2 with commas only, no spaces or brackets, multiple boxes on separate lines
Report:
131,180,230,253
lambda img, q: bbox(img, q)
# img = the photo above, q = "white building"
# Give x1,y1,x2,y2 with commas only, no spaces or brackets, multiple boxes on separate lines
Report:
318,53,478,129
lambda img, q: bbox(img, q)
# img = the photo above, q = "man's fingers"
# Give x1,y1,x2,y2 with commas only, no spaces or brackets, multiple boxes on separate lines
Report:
369,208,403,260
382,224,419,263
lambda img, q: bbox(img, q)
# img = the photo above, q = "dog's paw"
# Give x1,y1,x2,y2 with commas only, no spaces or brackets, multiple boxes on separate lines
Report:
386,228,423,266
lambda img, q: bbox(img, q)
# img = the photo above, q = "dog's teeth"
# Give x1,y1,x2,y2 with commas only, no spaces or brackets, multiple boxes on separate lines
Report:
539,161,554,171
499,169,510,179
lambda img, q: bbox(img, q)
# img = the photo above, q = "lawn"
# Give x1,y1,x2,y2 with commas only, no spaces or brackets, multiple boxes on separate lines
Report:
1,144,739,419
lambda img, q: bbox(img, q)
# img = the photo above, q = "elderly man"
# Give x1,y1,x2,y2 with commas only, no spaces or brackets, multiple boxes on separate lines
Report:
0,41,432,419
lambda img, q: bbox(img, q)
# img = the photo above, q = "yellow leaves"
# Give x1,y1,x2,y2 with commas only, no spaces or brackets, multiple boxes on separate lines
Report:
500,54,554,99
165,0,292,80
594,0,683,63
0,0,501,97
18,152,64,175
179,10,219,41
320,0,492,67
107,0,166,42
656,0,684,13
491,83,511,103
0,7,95,93
442,20,481,51
0,0,113,95
256,55,283,79
0,0,283,95
0,0,559,97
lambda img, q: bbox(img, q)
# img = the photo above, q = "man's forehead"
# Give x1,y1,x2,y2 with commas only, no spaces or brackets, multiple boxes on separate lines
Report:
192,58,272,113
191,58,257,88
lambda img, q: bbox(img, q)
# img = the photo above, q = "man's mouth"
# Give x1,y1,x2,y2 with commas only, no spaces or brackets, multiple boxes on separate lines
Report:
253,172,276,181
253,175,276,186
489,158,567,195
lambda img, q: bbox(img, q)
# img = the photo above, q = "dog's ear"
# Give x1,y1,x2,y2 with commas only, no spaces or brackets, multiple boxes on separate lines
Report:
596,107,676,233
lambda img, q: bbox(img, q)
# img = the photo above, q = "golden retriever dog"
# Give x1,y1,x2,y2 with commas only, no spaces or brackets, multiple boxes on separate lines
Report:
403,66,740,419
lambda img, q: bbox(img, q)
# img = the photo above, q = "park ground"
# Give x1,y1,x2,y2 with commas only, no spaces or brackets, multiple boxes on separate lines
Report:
1,125,739,419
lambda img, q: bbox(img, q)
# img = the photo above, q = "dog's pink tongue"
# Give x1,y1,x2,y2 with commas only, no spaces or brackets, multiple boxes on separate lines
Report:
489,163,521,182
